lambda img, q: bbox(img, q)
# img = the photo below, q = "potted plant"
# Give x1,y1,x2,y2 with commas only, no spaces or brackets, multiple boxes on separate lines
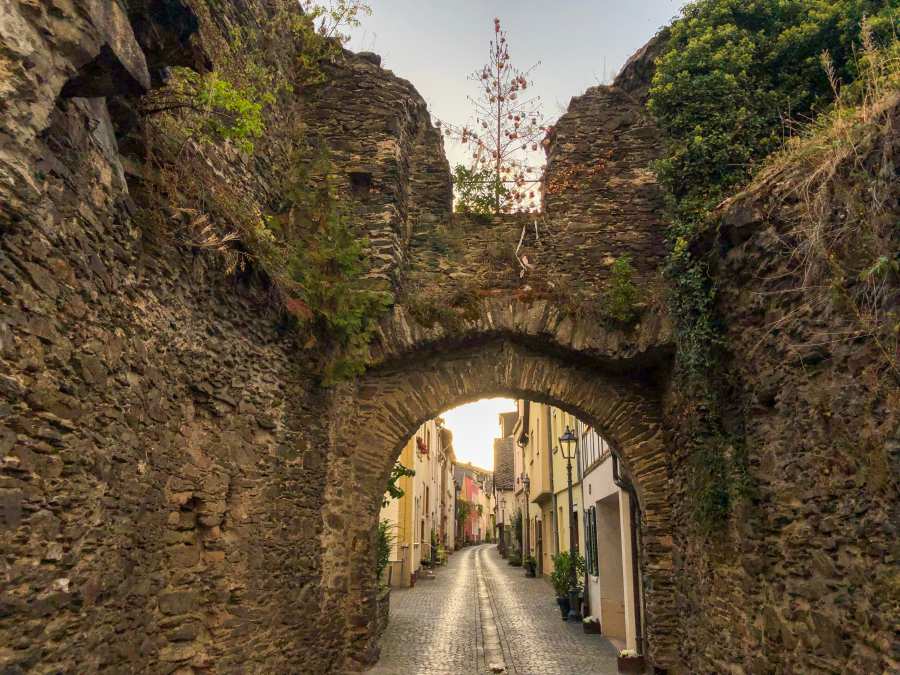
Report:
617,649,645,674
376,519,394,587
550,552,573,619
523,555,537,577
551,551,585,620
582,615,601,634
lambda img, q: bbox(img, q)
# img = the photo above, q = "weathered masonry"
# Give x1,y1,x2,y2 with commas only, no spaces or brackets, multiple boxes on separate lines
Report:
1,2,896,674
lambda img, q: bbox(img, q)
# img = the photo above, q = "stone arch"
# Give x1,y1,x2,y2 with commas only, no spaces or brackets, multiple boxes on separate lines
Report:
323,302,677,669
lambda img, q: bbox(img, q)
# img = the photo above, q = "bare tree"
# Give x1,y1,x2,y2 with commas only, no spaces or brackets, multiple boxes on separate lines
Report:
440,18,548,214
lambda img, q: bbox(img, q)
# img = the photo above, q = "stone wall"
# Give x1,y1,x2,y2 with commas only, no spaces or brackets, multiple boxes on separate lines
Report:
3,4,895,673
0,2,345,672
300,50,452,289
326,336,677,668
541,64,667,288
666,99,899,674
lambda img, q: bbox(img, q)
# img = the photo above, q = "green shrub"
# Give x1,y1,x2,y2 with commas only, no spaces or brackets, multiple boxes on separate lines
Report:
156,68,269,152
452,164,511,215
269,144,393,383
649,0,896,227
550,550,586,597
376,519,394,584
292,1,372,85
602,255,640,325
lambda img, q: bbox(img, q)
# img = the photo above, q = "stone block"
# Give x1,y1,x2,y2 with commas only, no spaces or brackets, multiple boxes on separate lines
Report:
158,591,200,616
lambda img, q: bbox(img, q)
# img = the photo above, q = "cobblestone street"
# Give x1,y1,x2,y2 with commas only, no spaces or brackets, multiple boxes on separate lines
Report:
367,545,619,675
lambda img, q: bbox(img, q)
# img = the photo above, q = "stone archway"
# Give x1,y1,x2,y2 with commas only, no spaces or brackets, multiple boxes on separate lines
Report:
322,299,678,669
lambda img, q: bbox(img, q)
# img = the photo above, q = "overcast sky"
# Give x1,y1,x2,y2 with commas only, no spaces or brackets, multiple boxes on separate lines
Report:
347,1,684,168
349,2,685,470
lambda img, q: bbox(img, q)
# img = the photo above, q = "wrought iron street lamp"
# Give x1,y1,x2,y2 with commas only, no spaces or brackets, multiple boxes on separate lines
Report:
557,424,581,620
521,473,531,571
516,431,530,564
498,499,506,555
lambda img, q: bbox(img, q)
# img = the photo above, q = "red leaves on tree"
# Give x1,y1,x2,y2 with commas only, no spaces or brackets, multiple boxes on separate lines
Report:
437,18,547,214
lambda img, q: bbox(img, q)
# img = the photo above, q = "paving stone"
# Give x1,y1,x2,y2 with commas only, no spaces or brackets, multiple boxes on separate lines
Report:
369,545,618,675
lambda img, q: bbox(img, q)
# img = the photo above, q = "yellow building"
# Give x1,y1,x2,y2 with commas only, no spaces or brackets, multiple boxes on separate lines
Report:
512,401,586,580
516,400,556,576
550,407,585,561
379,418,456,587
379,434,415,586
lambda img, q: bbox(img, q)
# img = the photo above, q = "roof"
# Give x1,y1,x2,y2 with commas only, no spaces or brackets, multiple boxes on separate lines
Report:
493,436,515,491
454,462,493,492
498,411,518,438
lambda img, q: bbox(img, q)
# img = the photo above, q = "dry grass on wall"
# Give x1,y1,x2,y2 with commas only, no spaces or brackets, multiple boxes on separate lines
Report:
747,27,899,378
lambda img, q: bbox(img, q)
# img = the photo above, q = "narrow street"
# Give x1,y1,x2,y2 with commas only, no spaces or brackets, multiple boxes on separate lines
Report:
368,545,619,675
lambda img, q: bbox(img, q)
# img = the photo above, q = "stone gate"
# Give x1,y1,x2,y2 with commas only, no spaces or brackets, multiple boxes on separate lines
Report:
0,0,681,670
8,3,892,674
305,29,681,667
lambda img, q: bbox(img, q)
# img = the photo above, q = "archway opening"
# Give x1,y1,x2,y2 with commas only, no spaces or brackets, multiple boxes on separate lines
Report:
377,397,645,658
322,335,676,670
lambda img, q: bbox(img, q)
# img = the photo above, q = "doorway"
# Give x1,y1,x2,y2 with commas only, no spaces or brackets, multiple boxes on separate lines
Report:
596,493,626,640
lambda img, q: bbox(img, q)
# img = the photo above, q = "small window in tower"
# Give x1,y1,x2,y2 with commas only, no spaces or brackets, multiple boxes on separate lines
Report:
349,171,373,193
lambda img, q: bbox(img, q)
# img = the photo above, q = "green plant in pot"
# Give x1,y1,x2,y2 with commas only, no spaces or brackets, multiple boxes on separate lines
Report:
567,552,586,621
550,551,573,619
551,551,585,620
524,555,537,577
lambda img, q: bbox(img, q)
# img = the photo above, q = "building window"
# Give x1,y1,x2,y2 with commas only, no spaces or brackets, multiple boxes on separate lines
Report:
585,507,599,576
572,508,580,553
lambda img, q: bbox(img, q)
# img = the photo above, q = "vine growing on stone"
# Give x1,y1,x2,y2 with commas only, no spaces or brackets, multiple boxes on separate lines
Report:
647,0,897,533
383,462,416,507
269,143,394,384
439,18,549,213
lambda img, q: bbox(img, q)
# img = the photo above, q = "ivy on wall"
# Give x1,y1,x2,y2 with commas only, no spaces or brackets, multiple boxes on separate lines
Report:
647,0,897,531
135,1,391,384
267,144,394,384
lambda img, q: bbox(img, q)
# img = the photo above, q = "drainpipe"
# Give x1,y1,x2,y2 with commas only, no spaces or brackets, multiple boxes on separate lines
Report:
578,421,590,616
547,407,558,556
612,453,644,656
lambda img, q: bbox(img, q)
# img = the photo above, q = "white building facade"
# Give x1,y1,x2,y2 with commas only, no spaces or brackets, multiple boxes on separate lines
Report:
577,420,642,653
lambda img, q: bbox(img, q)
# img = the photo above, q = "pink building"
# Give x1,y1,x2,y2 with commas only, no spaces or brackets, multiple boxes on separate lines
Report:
462,474,482,542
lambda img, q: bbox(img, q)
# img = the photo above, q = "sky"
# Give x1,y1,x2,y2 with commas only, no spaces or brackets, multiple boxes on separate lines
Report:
441,398,516,470
349,3,685,470
347,0,685,168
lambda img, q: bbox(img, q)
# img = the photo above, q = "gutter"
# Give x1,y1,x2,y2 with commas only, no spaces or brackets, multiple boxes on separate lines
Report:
612,453,644,656
547,406,559,556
